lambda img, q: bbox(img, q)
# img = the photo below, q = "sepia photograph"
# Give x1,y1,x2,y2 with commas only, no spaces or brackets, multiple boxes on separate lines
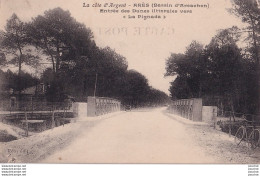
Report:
0,0,260,167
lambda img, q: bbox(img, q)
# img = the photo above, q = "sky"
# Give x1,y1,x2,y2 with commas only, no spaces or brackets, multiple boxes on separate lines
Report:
0,0,243,95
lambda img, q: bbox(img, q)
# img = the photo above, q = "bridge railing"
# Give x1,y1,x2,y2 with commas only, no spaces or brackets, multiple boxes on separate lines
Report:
87,96,121,117
168,98,202,122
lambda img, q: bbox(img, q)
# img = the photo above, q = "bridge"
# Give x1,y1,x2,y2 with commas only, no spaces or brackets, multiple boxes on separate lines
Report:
0,107,259,163
0,96,121,135
168,98,217,124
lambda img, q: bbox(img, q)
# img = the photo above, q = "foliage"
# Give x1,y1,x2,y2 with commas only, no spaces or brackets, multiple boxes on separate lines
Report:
0,8,169,107
28,7,94,73
229,0,260,117
0,14,40,92
165,32,258,114
0,69,39,92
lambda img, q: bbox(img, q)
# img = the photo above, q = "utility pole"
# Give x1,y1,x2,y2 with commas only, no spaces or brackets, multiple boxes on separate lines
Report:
94,73,98,97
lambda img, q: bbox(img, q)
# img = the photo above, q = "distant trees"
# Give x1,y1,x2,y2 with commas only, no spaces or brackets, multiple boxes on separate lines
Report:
0,69,39,92
146,87,169,107
121,70,150,106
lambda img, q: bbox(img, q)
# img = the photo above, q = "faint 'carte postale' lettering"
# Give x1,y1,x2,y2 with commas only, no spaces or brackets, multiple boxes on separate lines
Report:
97,27,175,36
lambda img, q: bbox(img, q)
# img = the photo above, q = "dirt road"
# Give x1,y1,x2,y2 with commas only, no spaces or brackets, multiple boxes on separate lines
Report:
42,108,222,163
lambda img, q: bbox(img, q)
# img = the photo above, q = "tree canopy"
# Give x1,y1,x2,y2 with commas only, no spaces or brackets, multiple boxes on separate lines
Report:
0,8,169,108
229,0,260,118
165,32,258,115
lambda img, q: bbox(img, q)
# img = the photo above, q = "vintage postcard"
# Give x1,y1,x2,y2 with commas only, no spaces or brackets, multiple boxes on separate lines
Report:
0,0,260,166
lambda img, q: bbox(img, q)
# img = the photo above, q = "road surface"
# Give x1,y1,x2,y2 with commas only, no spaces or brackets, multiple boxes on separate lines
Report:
1,107,259,163
42,108,219,163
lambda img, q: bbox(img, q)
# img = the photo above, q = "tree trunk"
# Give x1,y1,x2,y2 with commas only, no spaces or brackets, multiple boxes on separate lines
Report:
257,60,260,121
252,30,260,122
56,43,60,73
248,11,260,121
18,47,23,106
251,24,260,122
18,53,22,90
44,38,55,73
